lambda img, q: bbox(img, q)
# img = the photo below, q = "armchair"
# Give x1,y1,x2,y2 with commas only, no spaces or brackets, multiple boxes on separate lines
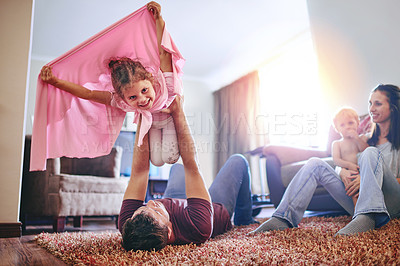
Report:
20,135,129,232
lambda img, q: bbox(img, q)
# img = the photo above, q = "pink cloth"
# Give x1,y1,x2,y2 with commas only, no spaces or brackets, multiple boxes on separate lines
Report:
31,6,184,171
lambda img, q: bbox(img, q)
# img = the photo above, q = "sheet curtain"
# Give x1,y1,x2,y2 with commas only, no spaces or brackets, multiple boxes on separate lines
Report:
213,71,267,193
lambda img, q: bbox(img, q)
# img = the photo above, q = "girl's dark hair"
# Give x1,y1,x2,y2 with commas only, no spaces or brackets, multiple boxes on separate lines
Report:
121,212,168,252
108,57,154,99
367,84,400,150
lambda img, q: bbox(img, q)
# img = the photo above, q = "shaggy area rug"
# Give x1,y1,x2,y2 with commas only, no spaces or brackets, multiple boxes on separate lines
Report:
35,216,400,265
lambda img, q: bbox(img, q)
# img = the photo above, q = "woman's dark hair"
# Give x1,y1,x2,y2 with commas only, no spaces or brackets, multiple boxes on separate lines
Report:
108,57,154,99
367,84,400,150
121,212,168,252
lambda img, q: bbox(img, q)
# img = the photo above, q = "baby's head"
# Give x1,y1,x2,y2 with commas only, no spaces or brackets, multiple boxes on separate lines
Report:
333,107,360,137
108,57,156,110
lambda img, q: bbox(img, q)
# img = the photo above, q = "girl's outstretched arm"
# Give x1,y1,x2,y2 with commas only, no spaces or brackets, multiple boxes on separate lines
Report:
147,1,172,73
40,65,112,105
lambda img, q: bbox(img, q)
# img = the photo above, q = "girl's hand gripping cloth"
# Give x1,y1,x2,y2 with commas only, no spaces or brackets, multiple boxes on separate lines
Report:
30,6,185,171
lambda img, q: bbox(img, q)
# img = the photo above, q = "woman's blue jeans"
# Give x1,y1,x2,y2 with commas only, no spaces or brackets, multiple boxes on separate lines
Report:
273,147,400,228
163,154,254,225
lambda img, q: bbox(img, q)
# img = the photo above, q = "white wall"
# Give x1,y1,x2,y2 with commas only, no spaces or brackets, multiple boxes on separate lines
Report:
26,58,46,134
182,79,215,187
0,0,32,223
308,0,400,116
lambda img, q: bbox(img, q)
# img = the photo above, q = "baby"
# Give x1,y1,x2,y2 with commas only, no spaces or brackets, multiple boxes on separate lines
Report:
332,107,369,206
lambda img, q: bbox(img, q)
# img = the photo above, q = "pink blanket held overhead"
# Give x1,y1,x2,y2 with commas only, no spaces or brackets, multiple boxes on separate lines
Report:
30,5,185,171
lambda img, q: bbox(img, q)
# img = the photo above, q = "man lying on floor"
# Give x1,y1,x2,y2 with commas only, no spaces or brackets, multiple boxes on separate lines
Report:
118,96,257,251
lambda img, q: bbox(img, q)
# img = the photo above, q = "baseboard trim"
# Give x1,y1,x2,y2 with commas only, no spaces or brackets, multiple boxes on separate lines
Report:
0,222,22,238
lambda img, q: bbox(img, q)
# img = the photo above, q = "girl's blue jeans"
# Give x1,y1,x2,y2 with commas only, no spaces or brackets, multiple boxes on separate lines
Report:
163,154,254,225
273,147,400,228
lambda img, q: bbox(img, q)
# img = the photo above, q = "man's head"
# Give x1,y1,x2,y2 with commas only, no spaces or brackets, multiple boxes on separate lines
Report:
122,200,172,251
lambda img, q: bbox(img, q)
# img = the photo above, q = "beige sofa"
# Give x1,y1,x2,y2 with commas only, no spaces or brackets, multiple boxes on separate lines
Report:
20,135,129,232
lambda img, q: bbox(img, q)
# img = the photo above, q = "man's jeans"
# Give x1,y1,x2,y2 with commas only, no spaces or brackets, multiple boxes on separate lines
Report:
273,147,400,228
163,154,254,225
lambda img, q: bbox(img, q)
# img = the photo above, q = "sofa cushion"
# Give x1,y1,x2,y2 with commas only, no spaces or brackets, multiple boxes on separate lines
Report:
58,191,125,216
60,146,123,178
59,174,129,193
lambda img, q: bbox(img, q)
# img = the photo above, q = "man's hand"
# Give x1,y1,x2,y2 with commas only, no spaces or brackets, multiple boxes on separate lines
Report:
164,95,210,202
123,117,150,201
161,95,184,117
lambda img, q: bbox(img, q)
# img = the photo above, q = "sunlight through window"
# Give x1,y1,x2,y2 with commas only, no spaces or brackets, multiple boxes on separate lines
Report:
258,31,329,148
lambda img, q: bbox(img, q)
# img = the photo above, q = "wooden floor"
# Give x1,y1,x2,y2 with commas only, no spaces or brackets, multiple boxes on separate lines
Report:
0,217,119,266
1,235,66,265
0,208,275,265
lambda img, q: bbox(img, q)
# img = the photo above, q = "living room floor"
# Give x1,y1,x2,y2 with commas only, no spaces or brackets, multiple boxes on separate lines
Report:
4,205,343,265
0,206,275,265
21,205,276,236
0,206,276,265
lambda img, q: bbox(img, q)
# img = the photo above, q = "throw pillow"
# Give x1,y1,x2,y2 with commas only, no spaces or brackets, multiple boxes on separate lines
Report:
60,146,123,178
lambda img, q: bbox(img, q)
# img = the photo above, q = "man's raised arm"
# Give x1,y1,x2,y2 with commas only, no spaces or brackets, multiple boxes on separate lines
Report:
164,96,211,202
123,116,150,201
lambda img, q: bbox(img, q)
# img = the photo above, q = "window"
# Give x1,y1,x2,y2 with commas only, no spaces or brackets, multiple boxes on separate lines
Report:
258,31,329,148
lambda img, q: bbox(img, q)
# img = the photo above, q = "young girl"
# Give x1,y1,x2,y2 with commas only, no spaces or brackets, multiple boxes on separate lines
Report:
40,2,180,166
331,107,369,207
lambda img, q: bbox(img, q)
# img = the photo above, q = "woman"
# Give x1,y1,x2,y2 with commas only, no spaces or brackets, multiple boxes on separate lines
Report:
251,84,400,236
